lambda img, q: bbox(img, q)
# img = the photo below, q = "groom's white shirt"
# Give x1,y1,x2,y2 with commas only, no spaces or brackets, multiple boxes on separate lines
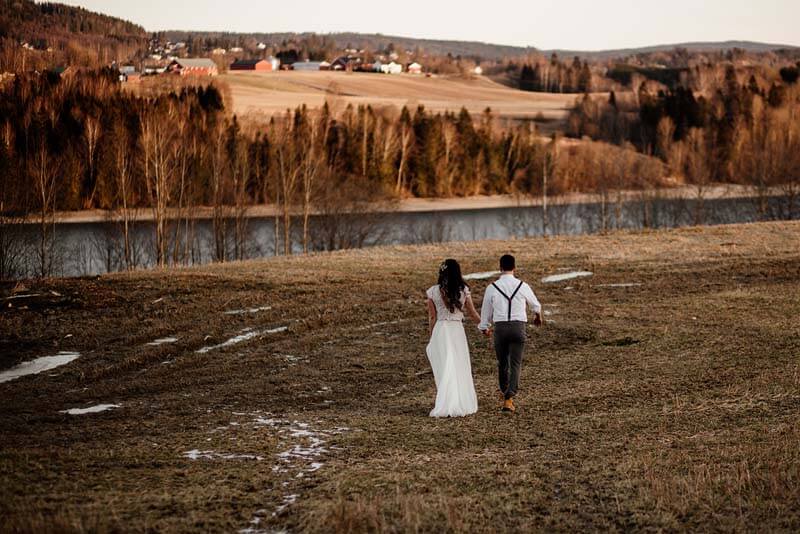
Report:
478,274,541,331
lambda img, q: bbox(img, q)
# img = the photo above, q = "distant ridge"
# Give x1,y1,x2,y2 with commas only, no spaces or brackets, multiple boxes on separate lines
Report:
158,31,536,60
159,29,797,60
543,40,800,60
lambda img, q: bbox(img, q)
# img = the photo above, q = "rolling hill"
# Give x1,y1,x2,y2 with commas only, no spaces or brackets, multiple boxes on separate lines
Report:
214,70,583,128
0,0,147,68
544,40,799,60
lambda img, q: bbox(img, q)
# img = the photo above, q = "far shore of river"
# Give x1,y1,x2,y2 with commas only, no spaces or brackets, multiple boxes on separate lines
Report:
8,184,787,225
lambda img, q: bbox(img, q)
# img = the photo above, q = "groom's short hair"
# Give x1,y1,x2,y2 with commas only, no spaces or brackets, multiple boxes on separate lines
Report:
500,254,515,271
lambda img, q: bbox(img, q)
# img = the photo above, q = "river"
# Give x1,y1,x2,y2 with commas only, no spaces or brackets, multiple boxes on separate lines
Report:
5,193,795,279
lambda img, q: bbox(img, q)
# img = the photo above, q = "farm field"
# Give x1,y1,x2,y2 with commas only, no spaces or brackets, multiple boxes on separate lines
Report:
1,222,799,532
219,71,585,127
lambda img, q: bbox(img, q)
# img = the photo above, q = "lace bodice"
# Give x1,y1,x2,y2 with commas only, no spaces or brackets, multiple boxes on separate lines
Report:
426,285,470,321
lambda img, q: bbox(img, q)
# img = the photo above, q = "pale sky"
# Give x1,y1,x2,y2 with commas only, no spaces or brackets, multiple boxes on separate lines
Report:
58,0,800,51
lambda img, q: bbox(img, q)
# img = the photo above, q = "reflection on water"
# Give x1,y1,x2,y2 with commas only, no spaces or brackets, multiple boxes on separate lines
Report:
5,194,796,278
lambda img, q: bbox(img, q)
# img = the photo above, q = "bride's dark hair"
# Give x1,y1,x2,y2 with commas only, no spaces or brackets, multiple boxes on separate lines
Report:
438,259,467,313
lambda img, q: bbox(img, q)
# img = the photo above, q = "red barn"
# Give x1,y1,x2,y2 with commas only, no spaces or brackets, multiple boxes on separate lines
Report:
230,59,272,72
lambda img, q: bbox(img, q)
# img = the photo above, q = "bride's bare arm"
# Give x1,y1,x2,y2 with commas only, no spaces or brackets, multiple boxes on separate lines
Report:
427,298,437,336
465,295,481,324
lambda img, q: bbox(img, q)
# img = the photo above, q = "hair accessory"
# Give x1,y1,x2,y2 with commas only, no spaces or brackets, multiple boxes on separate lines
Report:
439,262,447,272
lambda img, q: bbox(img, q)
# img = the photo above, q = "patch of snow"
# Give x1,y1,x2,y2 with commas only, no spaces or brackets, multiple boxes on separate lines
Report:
596,283,642,288
356,319,408,331
541,271,593,284
183,449,263,461
147,337,178,346
265,326,288,334
196,328,260,354
0,352,80,384
274,494,298,516
224,306,272,315
236,413,350,529
60,403,119,415
307,462,324,471
2,293,43,300
463,271,501,280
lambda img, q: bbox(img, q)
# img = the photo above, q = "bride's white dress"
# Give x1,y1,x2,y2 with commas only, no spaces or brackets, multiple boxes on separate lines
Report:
425,286,478,418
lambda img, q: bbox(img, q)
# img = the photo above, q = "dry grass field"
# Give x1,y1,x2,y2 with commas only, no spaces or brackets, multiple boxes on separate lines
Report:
1,222,799,532
219,71,582,127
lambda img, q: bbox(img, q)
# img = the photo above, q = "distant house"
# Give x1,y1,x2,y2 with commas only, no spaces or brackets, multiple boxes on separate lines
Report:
380,61,402,74
257,42,267,50
473,65,483,75
292,61,323,71
166,58,218,76
407,62,422,74
230,58,272,72
331,57,350,71
319,61,331,71
230,47,243,53
211,48,227,55
266,56,280,70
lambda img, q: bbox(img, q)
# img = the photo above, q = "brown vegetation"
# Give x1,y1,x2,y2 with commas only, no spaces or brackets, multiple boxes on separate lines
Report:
0,222,798,531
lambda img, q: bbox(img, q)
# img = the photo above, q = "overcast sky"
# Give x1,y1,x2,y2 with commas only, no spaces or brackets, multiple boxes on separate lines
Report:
57,0,800,51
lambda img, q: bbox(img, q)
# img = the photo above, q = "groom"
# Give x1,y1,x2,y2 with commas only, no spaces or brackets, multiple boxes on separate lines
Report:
478,254,543,413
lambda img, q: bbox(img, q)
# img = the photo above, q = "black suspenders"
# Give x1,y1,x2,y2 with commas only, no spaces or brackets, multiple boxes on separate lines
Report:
491,281,525,321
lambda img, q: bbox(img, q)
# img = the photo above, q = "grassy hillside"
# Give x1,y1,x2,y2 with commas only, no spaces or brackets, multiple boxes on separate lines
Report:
1,222,799,531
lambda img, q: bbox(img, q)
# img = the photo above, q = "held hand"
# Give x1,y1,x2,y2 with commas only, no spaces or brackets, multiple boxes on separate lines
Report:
533,313,543,327
482,328,492,338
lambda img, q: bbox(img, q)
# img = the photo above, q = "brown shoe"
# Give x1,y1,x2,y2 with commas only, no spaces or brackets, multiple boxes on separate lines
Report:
502,398,516,413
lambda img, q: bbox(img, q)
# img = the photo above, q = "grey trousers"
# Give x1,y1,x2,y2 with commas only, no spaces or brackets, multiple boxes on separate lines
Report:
494,321,527,399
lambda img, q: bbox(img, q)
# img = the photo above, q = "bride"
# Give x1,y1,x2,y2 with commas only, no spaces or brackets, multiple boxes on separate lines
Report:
425,259,481,418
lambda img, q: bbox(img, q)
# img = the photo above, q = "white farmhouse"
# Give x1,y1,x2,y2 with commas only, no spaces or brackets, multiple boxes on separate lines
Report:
380,61,402,74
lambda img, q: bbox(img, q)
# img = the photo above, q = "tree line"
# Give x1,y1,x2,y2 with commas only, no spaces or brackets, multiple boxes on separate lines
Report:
567,64,800,221
2,69,673,279
0,0,147,72
516,54,594,93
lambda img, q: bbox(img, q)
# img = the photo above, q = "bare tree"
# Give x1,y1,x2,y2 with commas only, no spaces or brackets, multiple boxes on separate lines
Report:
684,128,713,225
82,113,101,208
300,111,331,253
140,103,178,267
440,120,457,196
396,119,414,195
542,135,559,236
31,139,57,278
273,113,301,255
210,124,231,262
112,121,135,270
